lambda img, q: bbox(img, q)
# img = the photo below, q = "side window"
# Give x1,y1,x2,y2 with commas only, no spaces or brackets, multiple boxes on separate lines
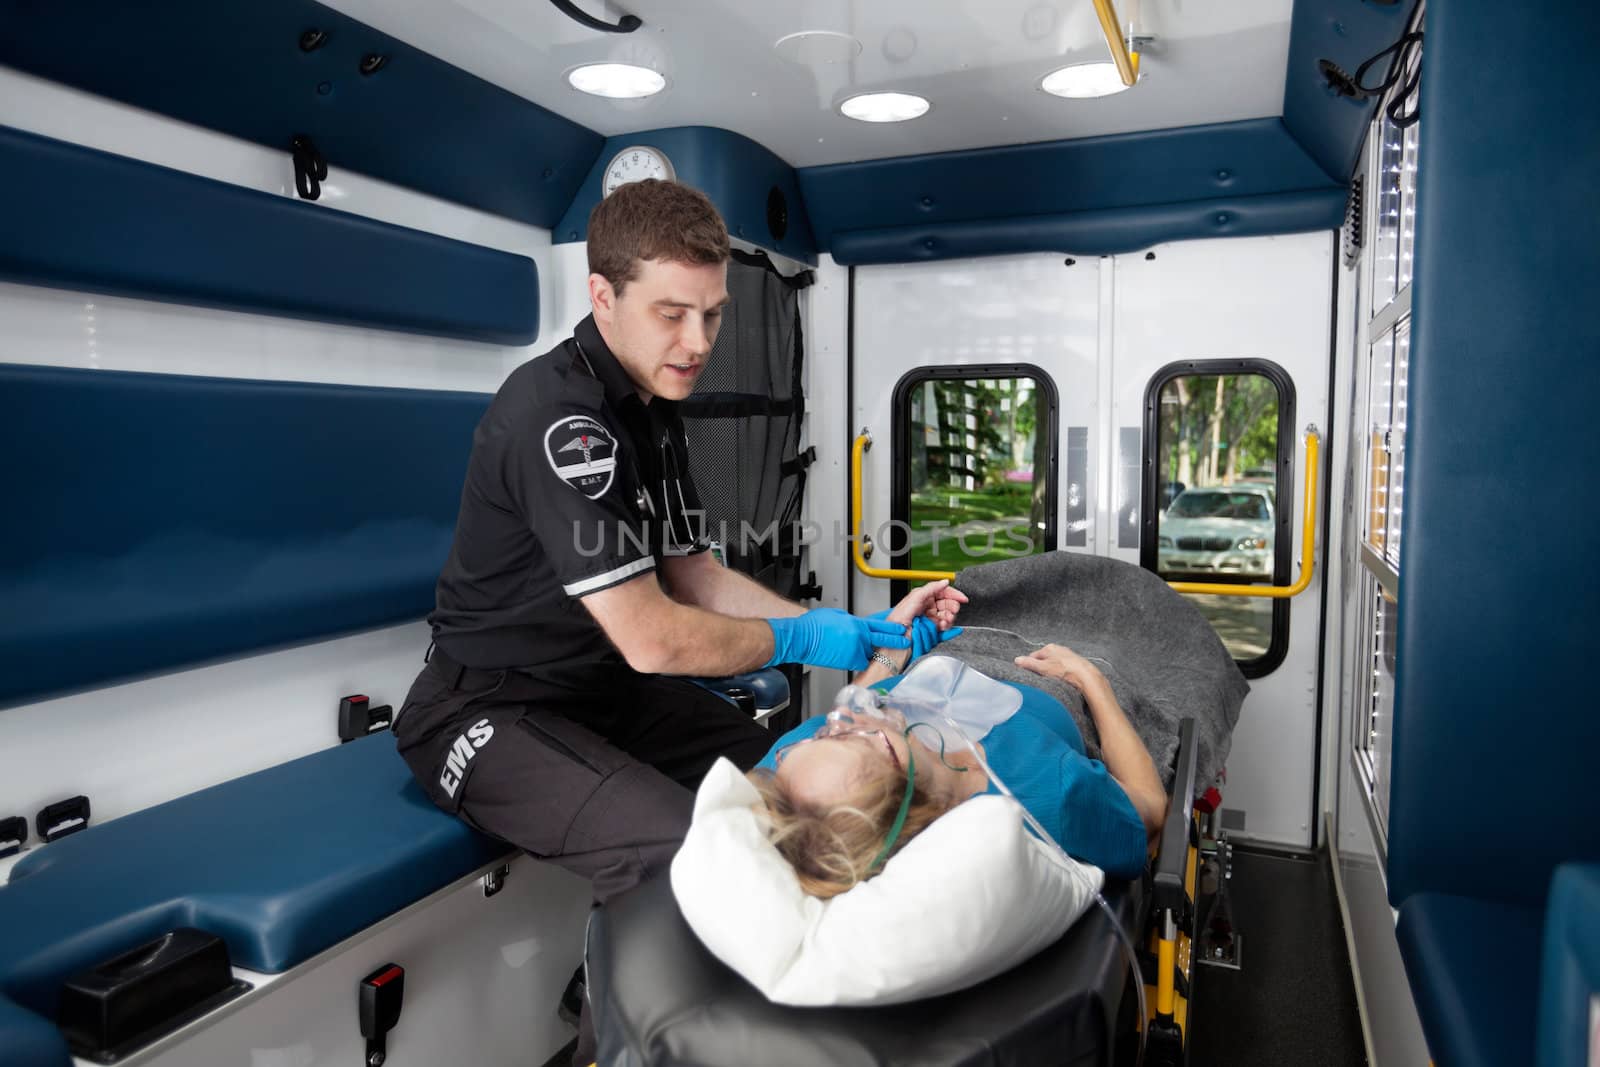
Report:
1352,576,1398,829
1141,361,1295,675
891,366,1058,593
1350,43,1420,837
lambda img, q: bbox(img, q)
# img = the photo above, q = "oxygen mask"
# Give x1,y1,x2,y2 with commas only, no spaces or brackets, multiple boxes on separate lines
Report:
819,685,908,739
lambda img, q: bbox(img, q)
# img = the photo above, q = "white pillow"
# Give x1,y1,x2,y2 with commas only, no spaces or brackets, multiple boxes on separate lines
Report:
669,757,1105,1006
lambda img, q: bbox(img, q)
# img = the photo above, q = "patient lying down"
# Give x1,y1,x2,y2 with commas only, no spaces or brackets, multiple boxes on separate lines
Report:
749,580,1170,895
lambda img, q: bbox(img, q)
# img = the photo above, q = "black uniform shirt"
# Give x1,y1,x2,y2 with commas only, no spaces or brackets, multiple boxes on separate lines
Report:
430,314,710,675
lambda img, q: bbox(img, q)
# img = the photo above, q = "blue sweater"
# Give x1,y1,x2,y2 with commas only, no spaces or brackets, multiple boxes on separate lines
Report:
757,676,1150,878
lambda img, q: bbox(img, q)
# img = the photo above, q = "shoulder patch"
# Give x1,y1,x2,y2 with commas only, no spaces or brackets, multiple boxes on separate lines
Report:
543,415,619,499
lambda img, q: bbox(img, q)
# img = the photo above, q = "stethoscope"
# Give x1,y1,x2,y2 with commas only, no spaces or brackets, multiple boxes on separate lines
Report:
572,338,699,551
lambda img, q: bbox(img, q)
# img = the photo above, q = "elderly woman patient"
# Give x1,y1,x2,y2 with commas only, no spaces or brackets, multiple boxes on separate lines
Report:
750,580,1169,894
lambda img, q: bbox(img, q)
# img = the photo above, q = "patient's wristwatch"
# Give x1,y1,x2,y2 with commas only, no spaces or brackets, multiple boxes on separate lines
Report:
868,650,903,675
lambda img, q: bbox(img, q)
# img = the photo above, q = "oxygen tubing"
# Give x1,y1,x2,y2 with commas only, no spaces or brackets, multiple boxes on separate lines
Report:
927,710,1149,1067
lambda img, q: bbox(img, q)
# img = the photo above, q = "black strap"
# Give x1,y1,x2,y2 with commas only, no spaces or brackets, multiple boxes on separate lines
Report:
781,446,817,477
290,134,327,201
730,248,816,290
680,392,798,418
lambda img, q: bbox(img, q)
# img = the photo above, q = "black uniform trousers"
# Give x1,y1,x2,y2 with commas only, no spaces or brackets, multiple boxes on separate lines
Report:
395,648,773,1064
395,647,773,904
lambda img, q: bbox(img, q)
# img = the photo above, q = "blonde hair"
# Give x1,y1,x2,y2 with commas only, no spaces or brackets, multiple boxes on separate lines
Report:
748,759,953,899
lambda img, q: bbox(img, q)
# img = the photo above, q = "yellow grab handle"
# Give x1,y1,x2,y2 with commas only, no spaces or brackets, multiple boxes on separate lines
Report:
851,432,957,582
1092,0,1139,87
1166,429,1320,599
848,428,1320,600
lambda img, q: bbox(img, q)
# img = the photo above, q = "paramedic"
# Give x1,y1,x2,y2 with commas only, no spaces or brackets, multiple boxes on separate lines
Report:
393,179,958,918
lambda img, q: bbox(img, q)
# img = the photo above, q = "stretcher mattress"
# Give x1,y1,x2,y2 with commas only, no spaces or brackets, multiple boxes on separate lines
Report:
588,873,1144,1067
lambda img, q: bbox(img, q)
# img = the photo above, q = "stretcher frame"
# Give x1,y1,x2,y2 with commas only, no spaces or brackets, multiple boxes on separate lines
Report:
1142,717,1201,1066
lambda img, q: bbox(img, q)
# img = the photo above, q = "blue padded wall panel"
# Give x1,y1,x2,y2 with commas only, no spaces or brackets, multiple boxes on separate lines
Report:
0,125,537,344
0,0,602,230
1280,0,1420,181
1396,893,1544,1067
828,189,1345,264
554,126,817,266
0,365,492,707
1387,0,1600,909
797,118,1342,261
1281,0,1416,183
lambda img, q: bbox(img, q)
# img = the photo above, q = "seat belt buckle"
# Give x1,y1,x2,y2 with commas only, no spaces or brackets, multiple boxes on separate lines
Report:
339,695,394,742
359,963,405,1066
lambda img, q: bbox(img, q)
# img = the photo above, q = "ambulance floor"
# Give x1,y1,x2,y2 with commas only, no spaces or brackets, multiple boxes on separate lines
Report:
1190,844,1368,1067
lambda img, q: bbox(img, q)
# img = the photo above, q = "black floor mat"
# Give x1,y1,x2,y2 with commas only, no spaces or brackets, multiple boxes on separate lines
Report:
1188,845,1367,1067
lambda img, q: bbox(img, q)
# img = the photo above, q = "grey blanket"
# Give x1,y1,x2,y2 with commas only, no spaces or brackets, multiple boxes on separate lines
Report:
936,553,1247,791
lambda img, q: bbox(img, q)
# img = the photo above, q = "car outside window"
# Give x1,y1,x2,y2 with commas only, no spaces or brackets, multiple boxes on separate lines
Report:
1141,362,1295,676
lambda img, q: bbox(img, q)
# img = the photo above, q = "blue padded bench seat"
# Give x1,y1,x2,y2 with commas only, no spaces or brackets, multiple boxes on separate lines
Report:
0,734,510,1067
1538,863,1600,1067
0,363,492,707
1396,892,1545,1067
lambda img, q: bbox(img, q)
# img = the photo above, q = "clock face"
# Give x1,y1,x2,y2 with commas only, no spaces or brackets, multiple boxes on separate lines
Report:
602,145,676,197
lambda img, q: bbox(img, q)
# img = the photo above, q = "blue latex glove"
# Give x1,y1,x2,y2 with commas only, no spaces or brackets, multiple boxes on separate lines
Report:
910,615,964,660
765,608,911,670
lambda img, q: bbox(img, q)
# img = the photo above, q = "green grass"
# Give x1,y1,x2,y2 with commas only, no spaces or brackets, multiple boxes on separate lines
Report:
908,537,1039,573
909,483,1033,525
902,481,1039,577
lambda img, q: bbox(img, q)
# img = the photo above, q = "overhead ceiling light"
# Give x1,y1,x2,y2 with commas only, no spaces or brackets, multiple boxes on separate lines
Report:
1040,62,1132,99
567,63,666,99
839,91,930,123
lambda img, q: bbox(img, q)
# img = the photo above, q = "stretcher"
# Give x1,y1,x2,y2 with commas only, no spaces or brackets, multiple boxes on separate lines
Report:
587,720,1203,1067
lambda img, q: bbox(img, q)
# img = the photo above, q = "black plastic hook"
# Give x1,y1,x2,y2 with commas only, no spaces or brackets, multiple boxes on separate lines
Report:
291,134,328,201
547,0,641,34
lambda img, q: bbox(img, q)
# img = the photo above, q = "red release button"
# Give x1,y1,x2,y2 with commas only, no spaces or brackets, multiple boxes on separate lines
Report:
369,965,403,988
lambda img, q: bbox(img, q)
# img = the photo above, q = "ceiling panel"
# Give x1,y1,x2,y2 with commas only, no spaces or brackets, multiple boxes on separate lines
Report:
320,0,1294,167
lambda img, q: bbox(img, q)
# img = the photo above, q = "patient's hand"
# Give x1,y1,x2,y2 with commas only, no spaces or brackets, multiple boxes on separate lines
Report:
1015,643,1104,692
887,579,969,630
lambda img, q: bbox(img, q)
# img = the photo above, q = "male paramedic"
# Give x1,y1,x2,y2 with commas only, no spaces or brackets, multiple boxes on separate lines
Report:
392,180,957,1058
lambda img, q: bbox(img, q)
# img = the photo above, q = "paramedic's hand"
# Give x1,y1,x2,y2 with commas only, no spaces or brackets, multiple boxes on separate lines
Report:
909,616,964,659
765,608,911,670
872,579,967,663
1015,643,1104,693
